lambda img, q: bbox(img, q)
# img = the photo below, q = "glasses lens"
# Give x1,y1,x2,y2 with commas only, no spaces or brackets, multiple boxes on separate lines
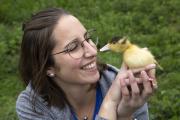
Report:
67,41,84,59
68,29,98,59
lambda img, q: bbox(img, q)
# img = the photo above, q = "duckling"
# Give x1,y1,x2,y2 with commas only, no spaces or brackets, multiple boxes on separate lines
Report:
100,36,163,70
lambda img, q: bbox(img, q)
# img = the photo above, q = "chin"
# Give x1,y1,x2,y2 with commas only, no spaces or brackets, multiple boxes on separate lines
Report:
83,71,100,84
89,71,100,83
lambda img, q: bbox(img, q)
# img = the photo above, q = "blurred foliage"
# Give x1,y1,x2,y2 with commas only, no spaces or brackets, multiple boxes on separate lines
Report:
0,0,179,119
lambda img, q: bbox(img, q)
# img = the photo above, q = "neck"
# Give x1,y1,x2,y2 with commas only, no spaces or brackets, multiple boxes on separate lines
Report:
117,43,133,52
129,44,139,49
67,84,96,106
57,80,96,106
54,79,97,120
63,84,96,120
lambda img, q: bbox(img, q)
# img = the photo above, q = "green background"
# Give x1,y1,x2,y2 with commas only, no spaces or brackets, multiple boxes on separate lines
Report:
0,0,179,119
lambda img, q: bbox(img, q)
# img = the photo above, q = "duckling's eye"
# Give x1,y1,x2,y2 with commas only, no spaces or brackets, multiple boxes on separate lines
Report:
121,39,127,44
110,36,121,44
111,41,117,44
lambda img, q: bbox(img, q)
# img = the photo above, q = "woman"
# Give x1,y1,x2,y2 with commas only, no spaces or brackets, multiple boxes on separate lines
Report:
16,8,157,120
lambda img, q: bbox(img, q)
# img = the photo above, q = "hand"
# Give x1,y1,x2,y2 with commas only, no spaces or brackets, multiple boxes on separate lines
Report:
117,64,157,119
98,63,157,120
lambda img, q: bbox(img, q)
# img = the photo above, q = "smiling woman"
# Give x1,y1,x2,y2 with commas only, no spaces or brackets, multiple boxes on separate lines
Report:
16,7,157,120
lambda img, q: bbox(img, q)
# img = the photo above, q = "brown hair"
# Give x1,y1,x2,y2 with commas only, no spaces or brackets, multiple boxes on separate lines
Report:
20,8,71,109
19,8,107,111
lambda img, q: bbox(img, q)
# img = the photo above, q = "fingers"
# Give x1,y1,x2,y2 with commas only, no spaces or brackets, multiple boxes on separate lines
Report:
124,78,143,85
118,64,156,84
147,68,158,89
118,65,157,102
128,71,140,100
120,78,130,101
145,64,156,71
141,71,153,100
131,64,156,74
117,68,157,118
120,62,128,72
120,71,141,101
147,68,156,79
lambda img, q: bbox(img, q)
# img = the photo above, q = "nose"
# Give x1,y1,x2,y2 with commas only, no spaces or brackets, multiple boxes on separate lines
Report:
83,41,97,58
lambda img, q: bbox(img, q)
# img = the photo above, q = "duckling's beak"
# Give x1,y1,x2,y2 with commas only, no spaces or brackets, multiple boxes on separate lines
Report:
99,44,110,52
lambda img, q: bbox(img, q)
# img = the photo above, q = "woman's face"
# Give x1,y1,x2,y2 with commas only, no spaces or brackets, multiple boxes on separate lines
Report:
50,15,100,86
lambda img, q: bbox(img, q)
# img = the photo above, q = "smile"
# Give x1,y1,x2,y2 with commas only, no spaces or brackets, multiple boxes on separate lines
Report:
82,62,96,70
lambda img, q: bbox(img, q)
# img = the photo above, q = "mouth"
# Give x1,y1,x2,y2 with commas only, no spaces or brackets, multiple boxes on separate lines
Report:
81,61,97,70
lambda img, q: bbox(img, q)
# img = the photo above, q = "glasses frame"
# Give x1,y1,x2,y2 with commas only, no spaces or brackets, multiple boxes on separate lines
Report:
52,29,98,59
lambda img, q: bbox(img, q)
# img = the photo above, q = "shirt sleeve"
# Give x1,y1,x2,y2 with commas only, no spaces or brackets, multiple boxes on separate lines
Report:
16,91,53,120
95,115,108,120
132,103,149,120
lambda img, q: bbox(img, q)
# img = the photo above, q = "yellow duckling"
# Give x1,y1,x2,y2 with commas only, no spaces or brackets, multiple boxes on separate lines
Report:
100,36,163,70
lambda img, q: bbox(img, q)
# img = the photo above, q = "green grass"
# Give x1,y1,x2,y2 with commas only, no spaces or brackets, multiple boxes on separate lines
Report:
0,0,179,119
0,75,23,120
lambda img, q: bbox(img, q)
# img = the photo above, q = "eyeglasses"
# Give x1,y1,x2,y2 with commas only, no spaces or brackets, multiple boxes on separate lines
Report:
52,29,98,59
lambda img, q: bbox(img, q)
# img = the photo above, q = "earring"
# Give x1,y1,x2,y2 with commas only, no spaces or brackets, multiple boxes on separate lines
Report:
48,73,55,77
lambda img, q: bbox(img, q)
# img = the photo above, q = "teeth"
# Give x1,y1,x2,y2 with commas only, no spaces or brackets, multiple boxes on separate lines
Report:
83,62,96,70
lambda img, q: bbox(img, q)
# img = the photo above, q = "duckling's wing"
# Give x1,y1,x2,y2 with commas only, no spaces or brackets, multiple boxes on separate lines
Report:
154,59,163,70
123,48,155,68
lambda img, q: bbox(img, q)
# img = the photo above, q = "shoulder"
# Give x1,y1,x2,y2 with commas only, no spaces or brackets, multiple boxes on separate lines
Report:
16,84,45,109
16,84,73,120
100,64,119,81
16,84,54,119
16,85,35,111
99,64,119,96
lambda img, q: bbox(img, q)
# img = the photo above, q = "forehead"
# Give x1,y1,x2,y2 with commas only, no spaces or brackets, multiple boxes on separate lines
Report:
52,15,86,47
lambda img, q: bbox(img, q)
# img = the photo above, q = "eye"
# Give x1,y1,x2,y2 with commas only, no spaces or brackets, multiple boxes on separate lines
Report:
66,41,79,52
121,39,127,44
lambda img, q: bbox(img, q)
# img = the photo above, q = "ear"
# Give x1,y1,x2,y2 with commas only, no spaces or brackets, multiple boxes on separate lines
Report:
46,67,55,77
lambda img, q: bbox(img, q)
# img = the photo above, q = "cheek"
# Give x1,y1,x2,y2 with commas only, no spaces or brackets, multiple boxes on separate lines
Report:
74,60,82,69
65,59,81,70
55,56,81,72
55,59,82,81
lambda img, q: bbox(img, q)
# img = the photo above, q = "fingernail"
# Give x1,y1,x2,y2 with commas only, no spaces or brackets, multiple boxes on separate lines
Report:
148,78,154,81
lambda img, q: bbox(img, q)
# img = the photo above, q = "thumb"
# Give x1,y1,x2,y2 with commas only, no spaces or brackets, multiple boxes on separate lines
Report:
105,77,122,104
120,62,128,72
